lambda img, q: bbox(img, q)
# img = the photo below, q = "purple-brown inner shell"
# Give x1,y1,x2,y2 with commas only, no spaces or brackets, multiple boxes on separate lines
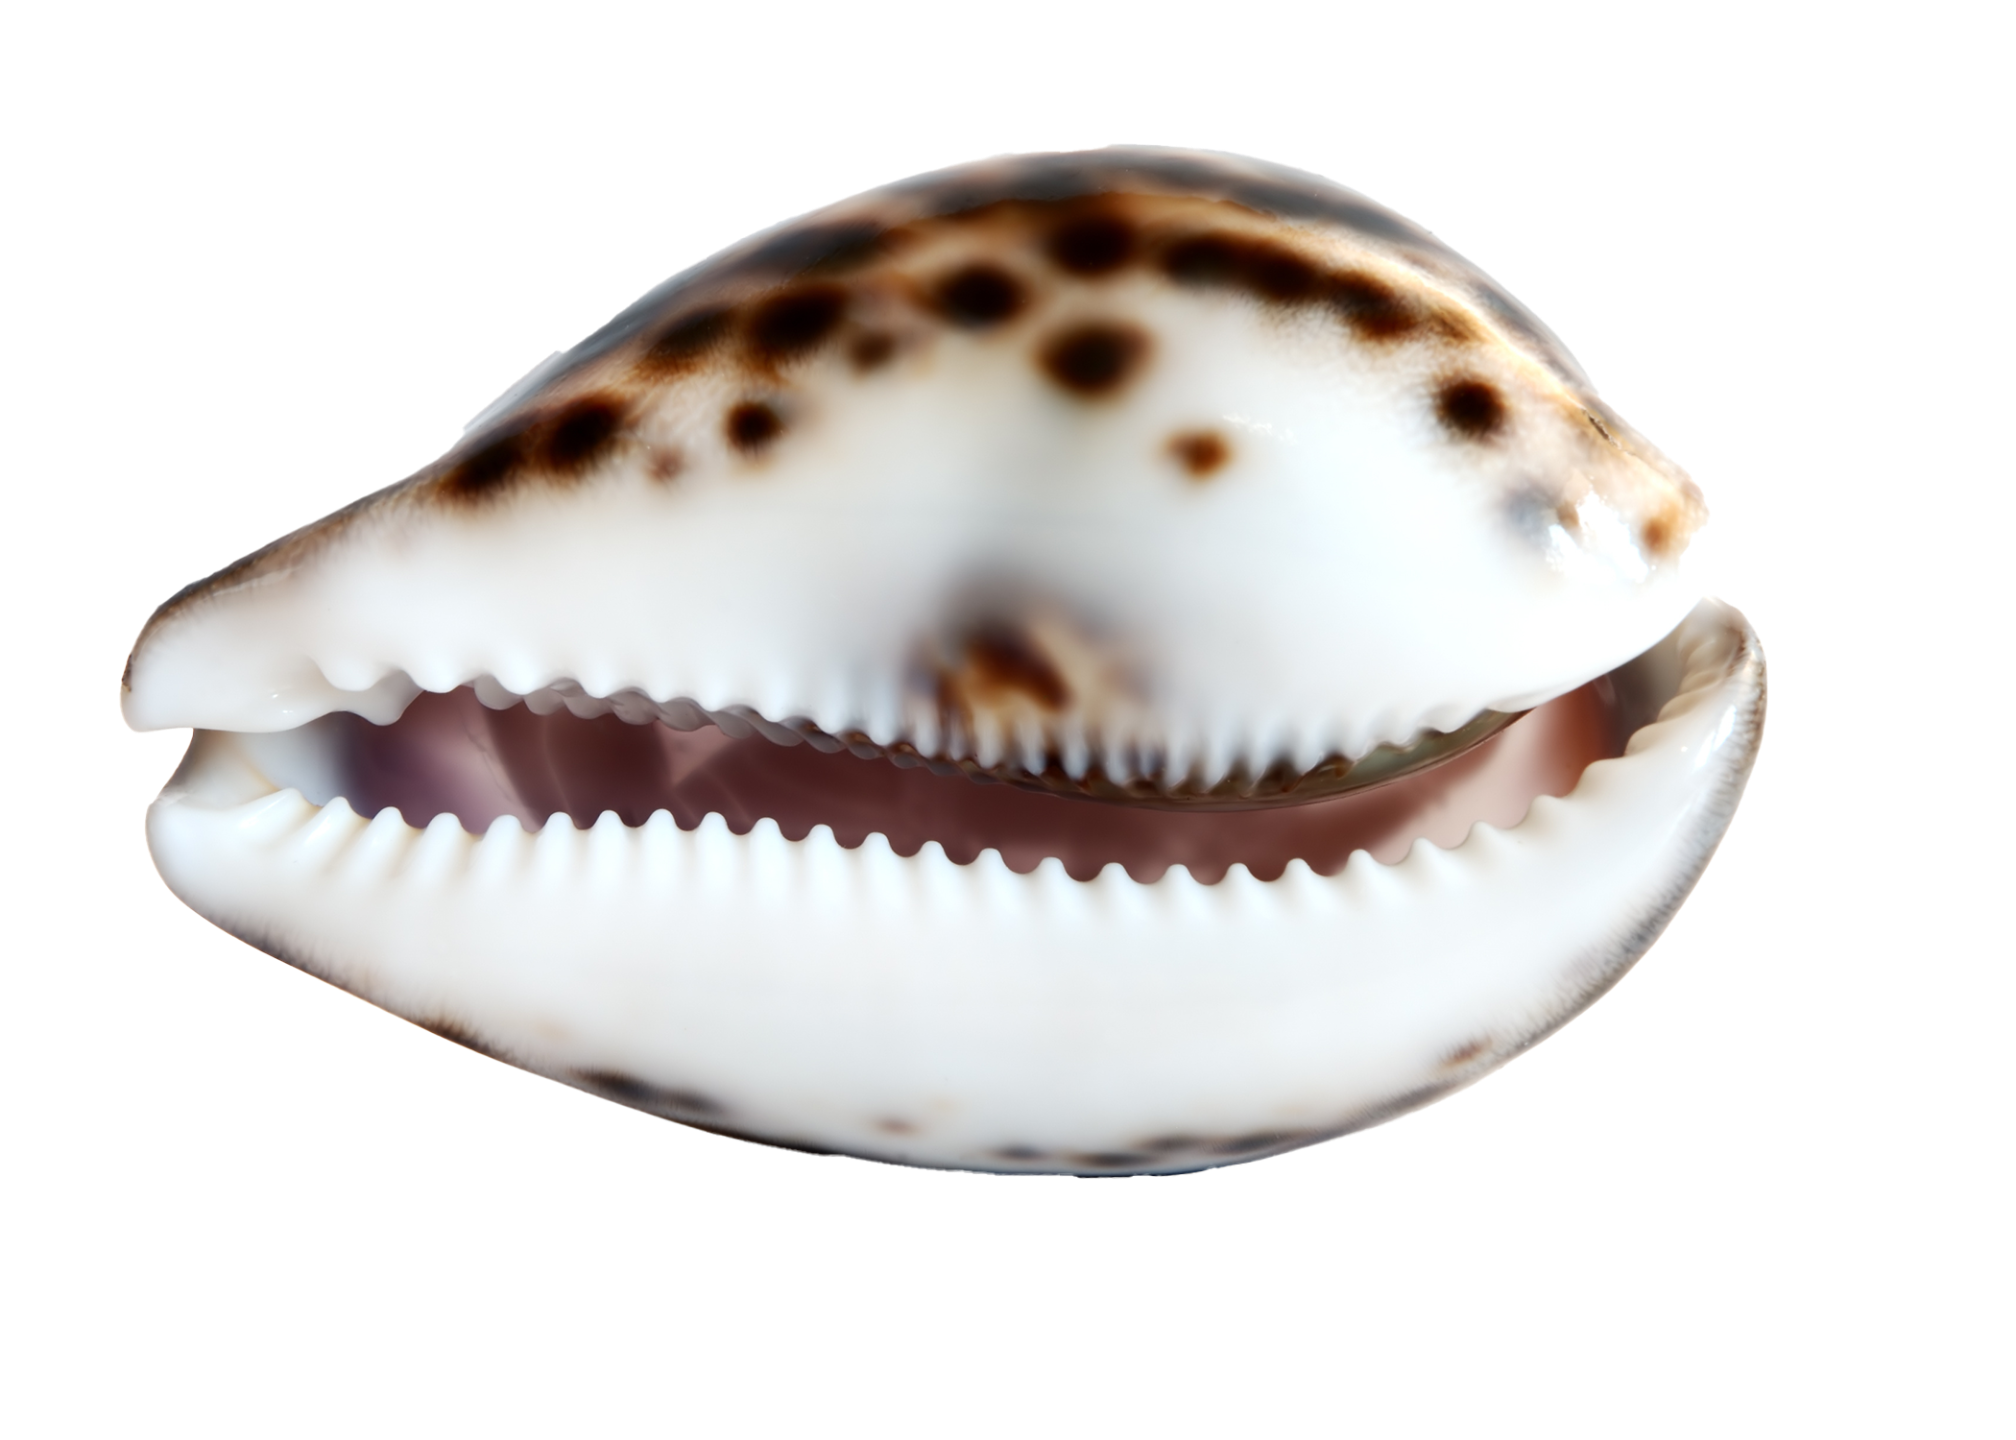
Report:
316,678,1634,884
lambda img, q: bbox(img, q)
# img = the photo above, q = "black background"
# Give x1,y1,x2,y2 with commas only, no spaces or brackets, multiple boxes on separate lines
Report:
86,81,1814,1242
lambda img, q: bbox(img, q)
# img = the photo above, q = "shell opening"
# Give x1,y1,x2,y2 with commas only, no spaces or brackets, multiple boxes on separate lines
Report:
174,636,1684,885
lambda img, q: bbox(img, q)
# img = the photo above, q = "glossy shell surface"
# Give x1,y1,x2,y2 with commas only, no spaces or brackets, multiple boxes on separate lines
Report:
126,149,1762,1172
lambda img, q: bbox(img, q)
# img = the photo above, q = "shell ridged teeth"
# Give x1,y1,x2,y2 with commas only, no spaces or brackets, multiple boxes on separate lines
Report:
416,670,1521,809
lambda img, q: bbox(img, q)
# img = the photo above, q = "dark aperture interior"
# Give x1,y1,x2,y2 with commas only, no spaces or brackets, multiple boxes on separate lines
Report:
315,663,1657,883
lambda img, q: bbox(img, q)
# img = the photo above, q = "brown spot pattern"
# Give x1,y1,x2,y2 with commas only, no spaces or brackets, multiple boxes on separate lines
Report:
1328,271,1419,340
1160,232,1244,287
1208,1132,1292,1156
440,428,527,501
136,152,1701,695
540,395,626,474
1160,232,1320,302
1039,321,1149,397
438,395,629,502
1045,212,1136,275
850,331,896,371
575,1069,726,1117
1240,243,1322,301
640,304,734,374
981,1130,1315,1171
726,401,784,452
1167,429,1230,478
1068,1151,1153,1170
933,263,1027,327
746,285,848,361
418,1017,497,1057
393,188,1543,518
1436,378,1507,440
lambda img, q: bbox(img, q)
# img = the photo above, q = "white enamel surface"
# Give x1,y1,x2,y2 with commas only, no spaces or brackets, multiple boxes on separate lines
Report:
145,601,1757,1171
126,268,1701,776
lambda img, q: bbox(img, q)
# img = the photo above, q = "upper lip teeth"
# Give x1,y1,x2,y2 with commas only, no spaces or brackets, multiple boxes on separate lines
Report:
451,670,1528,809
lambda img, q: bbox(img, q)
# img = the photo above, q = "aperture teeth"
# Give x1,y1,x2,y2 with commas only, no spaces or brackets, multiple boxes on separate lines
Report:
472,675,520,711
441,674,1517,812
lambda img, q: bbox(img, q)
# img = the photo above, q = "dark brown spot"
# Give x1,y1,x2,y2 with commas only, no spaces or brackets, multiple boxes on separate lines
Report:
418,1016,496,1057
640,304,734,374
1161,232,1244,287
649,445,685,483
1068,1151,1152,1170
1641,511,1676,556
746,285,848,361
726,401,784,452
850,331,896,371
1167,429,1230,478
1207,1132,1290,1156
1039,321,1148,397
539,395,626,474
439,427,528,501
1442,1037,1491,1068
1160,233,1319,302
1583,408,1617,444
576,1069,652,1104
991,1146,1050,1163
1436,378,1507,440
1242,242,1321,301
575,1069,725,1117
1328,271,1419,340
962,622,1071,710
1045,213,1135,275
933,263,1027,328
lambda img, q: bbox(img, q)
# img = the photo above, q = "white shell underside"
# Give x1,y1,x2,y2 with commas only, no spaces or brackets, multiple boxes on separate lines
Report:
147,600,1761,1174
